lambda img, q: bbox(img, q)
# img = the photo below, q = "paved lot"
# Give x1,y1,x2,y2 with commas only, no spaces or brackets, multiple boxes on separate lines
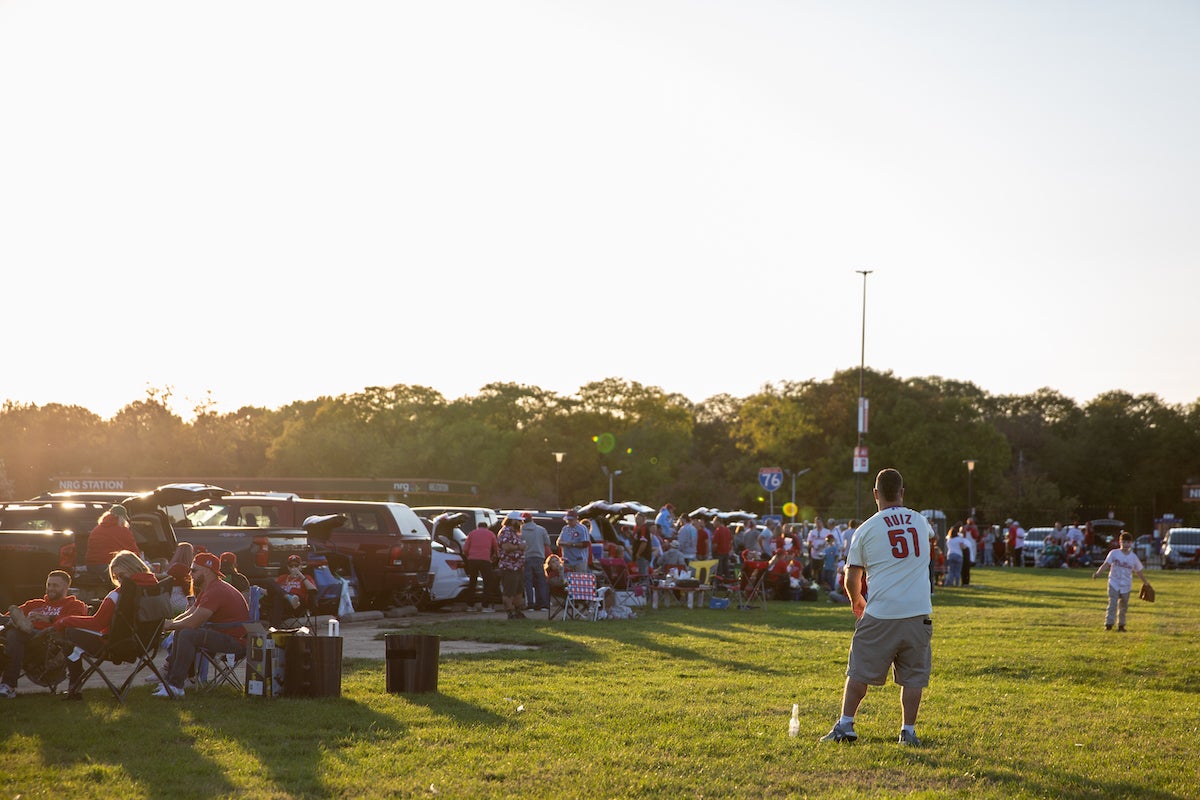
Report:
9,607,535,697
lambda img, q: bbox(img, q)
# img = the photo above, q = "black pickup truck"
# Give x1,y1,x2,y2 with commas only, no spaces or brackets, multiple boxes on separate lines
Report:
1,485,308,609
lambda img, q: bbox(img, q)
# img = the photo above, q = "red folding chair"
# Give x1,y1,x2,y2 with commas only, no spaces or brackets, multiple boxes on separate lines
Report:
733,559,769,610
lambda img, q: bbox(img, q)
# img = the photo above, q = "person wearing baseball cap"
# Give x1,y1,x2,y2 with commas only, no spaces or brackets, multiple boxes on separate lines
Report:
557,509,591,573
156,551,250,699
276,554,317,619
84,504,141,570
217,551,251,594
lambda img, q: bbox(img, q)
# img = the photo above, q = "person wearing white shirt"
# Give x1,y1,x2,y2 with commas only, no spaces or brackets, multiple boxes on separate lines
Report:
1092,532,1152,632
820,468,933,747
944,529,967,587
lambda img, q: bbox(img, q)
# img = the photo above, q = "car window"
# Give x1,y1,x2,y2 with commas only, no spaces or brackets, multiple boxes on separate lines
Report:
186,502,233,526
1170,531,1200,546
350,511,382,532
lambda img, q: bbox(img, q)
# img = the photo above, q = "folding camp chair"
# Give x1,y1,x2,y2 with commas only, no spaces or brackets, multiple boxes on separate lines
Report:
0,626,69,694
194,585,261,692
687,559,719,586
562,572,603,621
73,576,174,702
732,560,768,610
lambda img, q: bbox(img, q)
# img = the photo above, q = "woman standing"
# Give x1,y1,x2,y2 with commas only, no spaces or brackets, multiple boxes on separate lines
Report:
944,527,966,587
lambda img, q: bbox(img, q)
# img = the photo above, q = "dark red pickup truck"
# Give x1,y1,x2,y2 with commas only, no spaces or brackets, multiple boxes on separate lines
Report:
183,494,432,609
0,485,308,609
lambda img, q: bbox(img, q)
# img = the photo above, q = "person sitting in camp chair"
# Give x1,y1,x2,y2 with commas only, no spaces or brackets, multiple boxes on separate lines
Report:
1,570,88,698
274,554,317,624
544,554,568,618
53,551,160,700
155,552,249,699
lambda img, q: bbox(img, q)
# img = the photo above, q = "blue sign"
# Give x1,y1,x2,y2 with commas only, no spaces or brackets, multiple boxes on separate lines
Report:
758,467,783,493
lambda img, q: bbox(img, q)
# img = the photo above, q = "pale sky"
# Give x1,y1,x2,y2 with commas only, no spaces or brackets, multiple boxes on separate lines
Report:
2,1,1197,420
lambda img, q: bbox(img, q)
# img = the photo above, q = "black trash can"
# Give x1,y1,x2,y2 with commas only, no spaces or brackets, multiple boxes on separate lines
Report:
385,634,439,693
284,635,343,697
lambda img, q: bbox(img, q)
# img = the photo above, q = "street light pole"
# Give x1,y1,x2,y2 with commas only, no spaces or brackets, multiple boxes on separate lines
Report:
552,451,566,508
601,465,622,503
785,467,811,512
855,269,873,522
963,459,977,518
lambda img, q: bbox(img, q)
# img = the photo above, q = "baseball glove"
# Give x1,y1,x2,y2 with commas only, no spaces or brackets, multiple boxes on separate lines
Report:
1139,583,1155,603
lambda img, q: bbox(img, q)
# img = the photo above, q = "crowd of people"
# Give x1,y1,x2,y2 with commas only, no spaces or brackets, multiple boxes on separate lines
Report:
451,504,872,618
937,518,1108,587
0,502,321,700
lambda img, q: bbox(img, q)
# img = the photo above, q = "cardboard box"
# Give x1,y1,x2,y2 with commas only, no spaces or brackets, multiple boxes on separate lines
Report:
244,628,293,697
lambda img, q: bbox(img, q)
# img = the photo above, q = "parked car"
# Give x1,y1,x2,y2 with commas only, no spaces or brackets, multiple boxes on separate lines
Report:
184,494,432,609
1,484,227,609
426,512,470,606
1162,527,1200,569
34,485,308,584
411,506,500,533
1087,519,1125,560
1023,527,1054,567
1133,534,1158,564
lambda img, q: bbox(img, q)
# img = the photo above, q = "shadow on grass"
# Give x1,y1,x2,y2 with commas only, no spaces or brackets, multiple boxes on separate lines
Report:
13,663,516,798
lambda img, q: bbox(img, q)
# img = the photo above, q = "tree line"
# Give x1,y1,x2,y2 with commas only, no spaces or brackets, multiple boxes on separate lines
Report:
2,370,1198,533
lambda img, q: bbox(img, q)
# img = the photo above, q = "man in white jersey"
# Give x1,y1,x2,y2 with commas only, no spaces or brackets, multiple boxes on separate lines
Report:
1092,531,1152,632
821,468,933,747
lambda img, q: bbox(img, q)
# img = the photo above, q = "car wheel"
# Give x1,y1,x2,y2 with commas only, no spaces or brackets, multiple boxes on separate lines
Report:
389,586,424,609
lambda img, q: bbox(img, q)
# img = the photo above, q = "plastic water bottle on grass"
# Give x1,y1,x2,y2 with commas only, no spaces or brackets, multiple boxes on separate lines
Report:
788,704,800,737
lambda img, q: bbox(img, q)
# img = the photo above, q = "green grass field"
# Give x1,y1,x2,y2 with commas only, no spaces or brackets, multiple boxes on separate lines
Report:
3,568,1198,799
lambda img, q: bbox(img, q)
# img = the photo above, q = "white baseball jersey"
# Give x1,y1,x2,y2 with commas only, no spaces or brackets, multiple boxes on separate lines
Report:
847,505,934,619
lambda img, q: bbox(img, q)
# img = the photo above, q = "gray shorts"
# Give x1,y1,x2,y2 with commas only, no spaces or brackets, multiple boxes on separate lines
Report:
846,614,932,688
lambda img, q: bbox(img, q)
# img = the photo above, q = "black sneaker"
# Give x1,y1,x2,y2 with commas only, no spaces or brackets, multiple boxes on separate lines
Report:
1117,626,1126,632
1105,625,1113,631
820,721,857,743
514,611,527,619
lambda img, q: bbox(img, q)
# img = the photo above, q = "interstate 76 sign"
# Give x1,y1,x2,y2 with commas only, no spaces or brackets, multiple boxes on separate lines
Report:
758,467,784,493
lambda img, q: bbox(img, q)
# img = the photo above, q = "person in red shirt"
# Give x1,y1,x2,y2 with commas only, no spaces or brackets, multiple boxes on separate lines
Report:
276,554,317,617
155,552,250,699
84,505,140,569
710,519,733,579
54,551,159,700
1,570,89,697
462,523,499,613
695,519,711,560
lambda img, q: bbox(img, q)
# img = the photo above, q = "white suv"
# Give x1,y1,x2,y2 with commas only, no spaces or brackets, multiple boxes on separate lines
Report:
1162,527,1200,569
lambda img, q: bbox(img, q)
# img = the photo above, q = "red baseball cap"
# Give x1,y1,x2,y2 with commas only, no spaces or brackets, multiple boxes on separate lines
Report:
192,553,221,574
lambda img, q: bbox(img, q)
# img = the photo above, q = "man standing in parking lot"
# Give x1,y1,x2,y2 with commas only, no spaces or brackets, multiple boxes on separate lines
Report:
497,513,527,619
655,504,675,539
463,521,499,613
676,514,698,561
558,509,591,573
520,513,552,611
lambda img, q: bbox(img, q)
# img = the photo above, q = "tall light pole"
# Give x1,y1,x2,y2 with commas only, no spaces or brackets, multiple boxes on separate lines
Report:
963,459,977,518
854,269,873,522
601,465,622,503
785,467,811,513
552,451,566,508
